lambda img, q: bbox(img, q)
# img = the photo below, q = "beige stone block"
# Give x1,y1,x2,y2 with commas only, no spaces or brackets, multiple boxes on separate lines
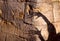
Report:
33,3,53,25
53,2,60,22
53,22,60,33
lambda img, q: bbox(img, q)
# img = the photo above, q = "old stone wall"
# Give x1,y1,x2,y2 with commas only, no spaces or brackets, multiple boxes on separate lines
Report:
0,0,60,41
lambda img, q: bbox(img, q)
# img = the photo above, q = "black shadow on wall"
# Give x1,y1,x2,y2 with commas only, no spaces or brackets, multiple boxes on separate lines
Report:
31,12,60,41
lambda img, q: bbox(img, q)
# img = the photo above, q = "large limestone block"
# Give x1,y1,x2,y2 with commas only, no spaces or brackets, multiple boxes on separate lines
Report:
53,2,60,22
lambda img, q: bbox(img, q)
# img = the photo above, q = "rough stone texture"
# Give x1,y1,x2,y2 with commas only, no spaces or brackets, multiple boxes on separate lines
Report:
53,2,60,22
0,0,60,41
33,3,53,25
0,32,6,41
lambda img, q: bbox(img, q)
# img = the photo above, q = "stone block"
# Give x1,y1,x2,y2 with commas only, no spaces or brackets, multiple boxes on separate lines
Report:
53,2,60,22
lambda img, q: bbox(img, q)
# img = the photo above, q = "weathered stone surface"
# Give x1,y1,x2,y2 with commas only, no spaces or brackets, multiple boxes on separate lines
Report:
53,2,60,22
1,21,15,35
0,32,6,41
33,3,53,25
6,33,26,41
0,0,60,41
40,3,53,23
